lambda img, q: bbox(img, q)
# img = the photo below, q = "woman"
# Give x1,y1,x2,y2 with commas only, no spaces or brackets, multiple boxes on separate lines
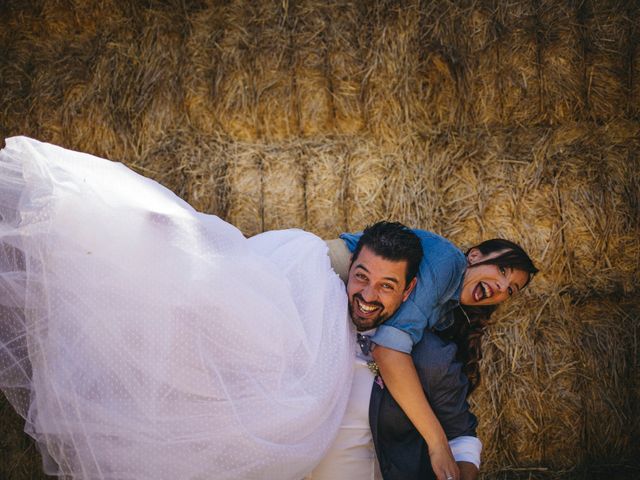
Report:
338,231,537,480
371,242,539,480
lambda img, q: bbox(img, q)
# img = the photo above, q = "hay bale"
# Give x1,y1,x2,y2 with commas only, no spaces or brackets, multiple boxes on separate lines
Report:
0,10,43,139
325,0,365,134
471,294,583,472
344,138,388,232
0,1,136,157
573,296,638,464
582,0,631,121
183,2,228,135
360,0,422,142
633,20,640,119
56,2,187,162
225,142,263,236
303,139,349,238
134,7,189,151
126,127,191,200
253,2,298,141
465,3,501,127
210,1,259,141
34,0,103,144
418,1,484,128
0,5,88,144
293,1,334,137
494,1,541,125
381,137,441,230
537,0,585,123
429,131,494,247
262,143,306,231
178,132,229,218
552,123,640,295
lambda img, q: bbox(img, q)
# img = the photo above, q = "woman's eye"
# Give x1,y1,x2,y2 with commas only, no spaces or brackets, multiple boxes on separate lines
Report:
508,287,513,296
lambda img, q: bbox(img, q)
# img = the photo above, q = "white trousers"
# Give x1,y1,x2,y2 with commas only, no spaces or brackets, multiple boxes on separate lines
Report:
307,361,382,480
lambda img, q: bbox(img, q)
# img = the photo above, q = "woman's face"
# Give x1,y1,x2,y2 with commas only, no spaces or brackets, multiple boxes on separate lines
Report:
459,248,530,306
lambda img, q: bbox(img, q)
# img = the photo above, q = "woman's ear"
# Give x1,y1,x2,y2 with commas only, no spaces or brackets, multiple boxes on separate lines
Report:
467,247,482,265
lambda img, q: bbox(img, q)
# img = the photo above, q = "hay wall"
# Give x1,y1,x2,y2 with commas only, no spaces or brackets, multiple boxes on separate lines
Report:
0,0,639,478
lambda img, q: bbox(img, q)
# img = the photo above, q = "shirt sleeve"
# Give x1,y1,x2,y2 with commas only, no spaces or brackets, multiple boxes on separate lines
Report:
369,324,413,354
449,436,482,469
338,232,361,252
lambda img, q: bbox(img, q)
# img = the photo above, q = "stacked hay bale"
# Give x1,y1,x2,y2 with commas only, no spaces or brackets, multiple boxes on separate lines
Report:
0,0,639,479
324,0,365,134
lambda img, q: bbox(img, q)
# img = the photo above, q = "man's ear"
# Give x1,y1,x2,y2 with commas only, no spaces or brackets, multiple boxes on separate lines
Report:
402,277,417,302
467,247,483,265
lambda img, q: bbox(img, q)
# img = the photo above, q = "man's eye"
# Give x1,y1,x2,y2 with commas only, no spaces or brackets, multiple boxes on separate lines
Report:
355,273,367,280
499,266,506,275
381,284,393,290
508,287,513,296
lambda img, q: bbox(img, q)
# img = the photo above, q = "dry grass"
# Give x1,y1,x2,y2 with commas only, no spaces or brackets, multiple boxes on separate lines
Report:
0,0,639,478
537,0,585,123
304,139,349,238
582,0,633,121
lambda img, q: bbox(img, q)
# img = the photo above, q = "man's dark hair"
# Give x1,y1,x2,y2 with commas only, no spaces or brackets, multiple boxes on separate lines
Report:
351,221,423,286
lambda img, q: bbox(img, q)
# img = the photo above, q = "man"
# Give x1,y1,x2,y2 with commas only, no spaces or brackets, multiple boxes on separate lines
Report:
307,222,481,480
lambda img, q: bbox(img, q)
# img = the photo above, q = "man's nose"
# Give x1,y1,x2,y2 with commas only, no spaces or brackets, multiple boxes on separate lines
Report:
361,285,377,302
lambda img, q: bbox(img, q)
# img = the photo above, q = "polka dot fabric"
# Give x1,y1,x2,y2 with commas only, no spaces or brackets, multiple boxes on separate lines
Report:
0,137,354,479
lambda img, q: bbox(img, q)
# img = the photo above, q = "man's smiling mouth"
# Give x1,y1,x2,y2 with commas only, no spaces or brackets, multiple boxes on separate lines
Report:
355,297,382,315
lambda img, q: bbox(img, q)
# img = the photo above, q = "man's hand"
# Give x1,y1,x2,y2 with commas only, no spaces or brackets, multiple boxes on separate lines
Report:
457,461,479,480
429,442,460,480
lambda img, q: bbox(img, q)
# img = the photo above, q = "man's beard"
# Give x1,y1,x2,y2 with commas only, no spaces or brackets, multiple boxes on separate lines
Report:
348,293,389,331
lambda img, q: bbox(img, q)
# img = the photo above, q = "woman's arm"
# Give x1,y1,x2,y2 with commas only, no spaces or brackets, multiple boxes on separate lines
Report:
373,346,459,480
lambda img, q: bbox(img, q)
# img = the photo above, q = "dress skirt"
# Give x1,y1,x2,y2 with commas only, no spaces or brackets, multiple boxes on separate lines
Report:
0,136,354,479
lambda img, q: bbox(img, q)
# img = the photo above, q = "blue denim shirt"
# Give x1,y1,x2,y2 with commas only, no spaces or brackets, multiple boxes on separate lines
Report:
340,230,466,353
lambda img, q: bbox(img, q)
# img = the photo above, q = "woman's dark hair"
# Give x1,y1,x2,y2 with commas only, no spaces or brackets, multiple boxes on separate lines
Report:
351,221,423,286
436,238,538,395
468,238,539,287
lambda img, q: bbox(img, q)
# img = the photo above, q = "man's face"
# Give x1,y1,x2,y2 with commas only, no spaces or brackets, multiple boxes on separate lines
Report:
459,248,530,306
346,246,417,331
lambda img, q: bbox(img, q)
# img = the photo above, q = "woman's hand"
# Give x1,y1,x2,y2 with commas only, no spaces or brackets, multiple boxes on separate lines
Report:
429,442,460,480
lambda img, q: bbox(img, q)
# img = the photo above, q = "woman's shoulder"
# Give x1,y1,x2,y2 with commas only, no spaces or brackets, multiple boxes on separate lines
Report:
412,230,463,257
413,230,466,282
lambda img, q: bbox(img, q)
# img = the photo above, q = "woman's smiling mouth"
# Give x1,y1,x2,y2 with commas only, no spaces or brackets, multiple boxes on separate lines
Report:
473,281,493,302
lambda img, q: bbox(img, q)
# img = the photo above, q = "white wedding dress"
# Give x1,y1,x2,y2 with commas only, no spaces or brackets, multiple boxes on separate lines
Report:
0,136,354,479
